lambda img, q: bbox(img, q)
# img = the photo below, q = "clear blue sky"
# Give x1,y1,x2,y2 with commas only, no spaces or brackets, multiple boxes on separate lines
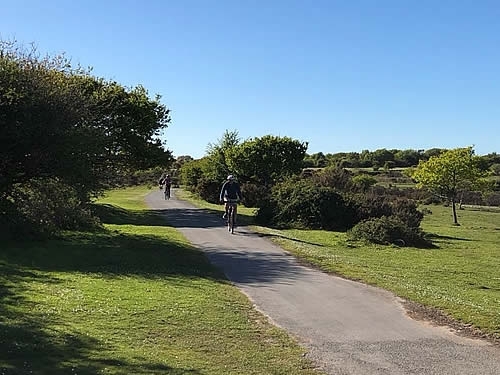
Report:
3,0,499,158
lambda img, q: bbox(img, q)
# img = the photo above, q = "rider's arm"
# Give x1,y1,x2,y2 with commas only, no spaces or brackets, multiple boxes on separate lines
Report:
219,182,228,202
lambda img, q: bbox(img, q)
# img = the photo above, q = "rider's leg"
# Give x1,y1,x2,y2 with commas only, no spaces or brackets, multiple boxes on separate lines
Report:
223,202,229,219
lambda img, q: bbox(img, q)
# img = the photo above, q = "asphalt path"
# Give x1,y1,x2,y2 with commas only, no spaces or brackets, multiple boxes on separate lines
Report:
145,189,500,375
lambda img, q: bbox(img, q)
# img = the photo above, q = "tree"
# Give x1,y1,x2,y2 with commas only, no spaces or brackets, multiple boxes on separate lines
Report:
0,40,171,200
394,149,422,167
371,148,395,166
229,135,308,186
205,130,240,182
423,148,446,160
412,147,483,225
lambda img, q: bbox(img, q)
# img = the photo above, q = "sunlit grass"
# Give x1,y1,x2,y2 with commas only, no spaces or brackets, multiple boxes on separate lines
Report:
178,188,500,341
255,205,500,341
0,186,319,375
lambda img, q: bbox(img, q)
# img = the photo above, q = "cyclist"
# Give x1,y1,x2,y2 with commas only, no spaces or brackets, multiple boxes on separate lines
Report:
163,174,172,198
219,175,242,224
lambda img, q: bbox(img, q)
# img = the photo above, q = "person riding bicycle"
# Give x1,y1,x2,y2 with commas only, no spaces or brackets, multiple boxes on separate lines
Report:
220,175,242,223
163,174,172,197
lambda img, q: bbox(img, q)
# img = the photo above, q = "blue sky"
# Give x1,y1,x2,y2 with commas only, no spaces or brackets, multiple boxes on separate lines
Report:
2,0,499,158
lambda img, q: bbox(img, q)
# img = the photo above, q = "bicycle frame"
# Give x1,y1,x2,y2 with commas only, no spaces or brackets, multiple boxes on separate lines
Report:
227,202,237,234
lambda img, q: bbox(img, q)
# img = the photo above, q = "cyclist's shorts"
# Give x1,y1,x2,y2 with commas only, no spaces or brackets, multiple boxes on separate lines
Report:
224,198,238,204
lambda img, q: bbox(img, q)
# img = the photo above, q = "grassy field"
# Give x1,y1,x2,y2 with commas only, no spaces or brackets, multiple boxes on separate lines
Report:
0,186,319,375
178,189,500,344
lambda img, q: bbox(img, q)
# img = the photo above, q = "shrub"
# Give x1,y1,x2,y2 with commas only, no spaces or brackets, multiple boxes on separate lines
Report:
390,198,424,228
240,182,269,208
260,178,356,230
1,178,101,239
352,174,377,192
484,192,500,207
349,216,429,247
345,193,392,223
194,177,220,204
312,166,354,192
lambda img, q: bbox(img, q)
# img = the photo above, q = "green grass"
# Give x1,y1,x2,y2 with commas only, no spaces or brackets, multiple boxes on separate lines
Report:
178,189,500,342
0,186,319,375
255,205,500,342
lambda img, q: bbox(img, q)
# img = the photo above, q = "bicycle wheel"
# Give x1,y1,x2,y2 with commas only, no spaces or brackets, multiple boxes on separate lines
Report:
227,206,233,233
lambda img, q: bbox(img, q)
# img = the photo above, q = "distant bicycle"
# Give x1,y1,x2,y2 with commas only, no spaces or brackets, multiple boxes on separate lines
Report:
226,200,238,234
164,185,171,200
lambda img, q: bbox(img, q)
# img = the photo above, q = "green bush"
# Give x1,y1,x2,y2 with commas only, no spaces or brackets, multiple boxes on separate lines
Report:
240,182,269,208
349,216,429,247
346,193,392,222
194,177,220,204
312,166,354,191
389,197,424,228
259,178,356,230
484,192,500,206
0,178,101,239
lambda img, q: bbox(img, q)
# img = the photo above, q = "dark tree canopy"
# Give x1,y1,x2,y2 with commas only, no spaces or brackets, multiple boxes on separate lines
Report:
0,41,172,200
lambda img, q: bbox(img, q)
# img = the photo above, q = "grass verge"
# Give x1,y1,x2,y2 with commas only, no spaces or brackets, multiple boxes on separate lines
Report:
0,186,319,375
177,189,500,344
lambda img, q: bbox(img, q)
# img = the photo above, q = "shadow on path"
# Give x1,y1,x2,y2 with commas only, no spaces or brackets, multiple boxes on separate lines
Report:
164,208,227,228
202,246,308,285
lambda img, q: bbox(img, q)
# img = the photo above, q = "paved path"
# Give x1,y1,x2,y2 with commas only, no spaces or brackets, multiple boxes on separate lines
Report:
145,189,500,375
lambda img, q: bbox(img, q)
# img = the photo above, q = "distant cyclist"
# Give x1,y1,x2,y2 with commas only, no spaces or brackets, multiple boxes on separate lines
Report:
163,174,172,199
219,175,242,223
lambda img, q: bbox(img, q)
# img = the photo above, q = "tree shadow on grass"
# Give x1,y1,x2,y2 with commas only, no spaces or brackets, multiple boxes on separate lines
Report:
1,229,227,280
426,233,473,242
91,203,168,226
0,208,225,374
0,262,203,375
252,232,326,247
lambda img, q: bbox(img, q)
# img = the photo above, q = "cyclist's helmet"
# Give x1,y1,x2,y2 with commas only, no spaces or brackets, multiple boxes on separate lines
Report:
227,175,234,180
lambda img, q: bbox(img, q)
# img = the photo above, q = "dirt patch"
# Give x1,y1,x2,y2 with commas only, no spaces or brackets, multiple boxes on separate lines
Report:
402,300,499,347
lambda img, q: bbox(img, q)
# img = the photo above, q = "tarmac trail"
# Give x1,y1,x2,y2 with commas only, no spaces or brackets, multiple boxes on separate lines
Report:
145,189,500,375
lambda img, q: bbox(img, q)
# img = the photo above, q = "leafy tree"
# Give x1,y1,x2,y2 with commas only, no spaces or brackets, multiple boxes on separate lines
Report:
490,163,500,176
0,40,171,200
229,135,308,186
205,130,240,182
476,153,500,172
1,40,171,237
173,155,194,170
394,149,422,167
179,158,208,189
371,148,395,166
412,147,483,225
423,148,446,160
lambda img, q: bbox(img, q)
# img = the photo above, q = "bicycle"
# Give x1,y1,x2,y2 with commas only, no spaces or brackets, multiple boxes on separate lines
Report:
226,201,237,234
164,185,171,200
